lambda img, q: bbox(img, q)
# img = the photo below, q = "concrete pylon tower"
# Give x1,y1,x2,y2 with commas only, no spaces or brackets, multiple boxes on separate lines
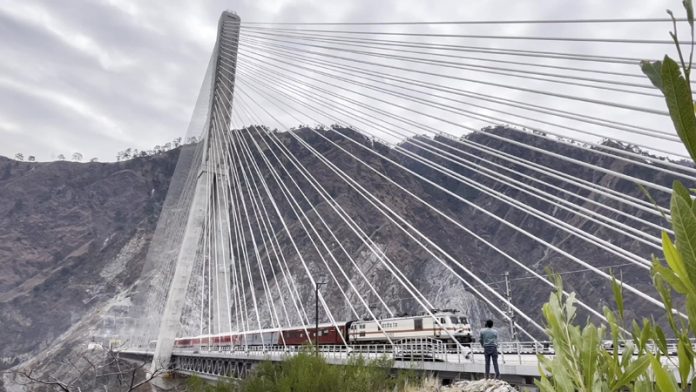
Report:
151,11,240,373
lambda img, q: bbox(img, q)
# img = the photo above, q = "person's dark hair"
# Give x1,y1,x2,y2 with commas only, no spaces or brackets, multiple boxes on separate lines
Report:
485,319,493,328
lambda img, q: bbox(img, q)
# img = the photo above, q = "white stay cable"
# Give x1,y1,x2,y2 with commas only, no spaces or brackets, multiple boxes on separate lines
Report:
237,103,438,313
236,62,672,242
231,105,312,329
225,108,244,334
223,112,300,335
233,45,673,197
232,102,369,324
235,62,669,238
209,112,234,333
234,93,434,315
236,86,545,339
236,64,665,250
230,49,672,218
231,116,396,345
240,30,648,78
239,35,660,98
230,107,295,333
238,25,652,65
205,141,213,343
213,101,282,336
218,130,287,347
232,117,397,320
234,93,535,344
233,108,312,337
227,101,351,348
235,77,673,317
226,133,253,344
237,40,693,176
235,38,690,164
224,123,267,345
199,204,209,337
225,37,669,116
213,101,244,335
232,78,636,333
228,117,295,332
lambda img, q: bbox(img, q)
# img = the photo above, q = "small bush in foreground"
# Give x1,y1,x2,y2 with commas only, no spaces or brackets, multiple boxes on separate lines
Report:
240,353,419,392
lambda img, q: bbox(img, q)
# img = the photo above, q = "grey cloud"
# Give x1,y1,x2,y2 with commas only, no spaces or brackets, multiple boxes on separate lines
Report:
0,0,685,161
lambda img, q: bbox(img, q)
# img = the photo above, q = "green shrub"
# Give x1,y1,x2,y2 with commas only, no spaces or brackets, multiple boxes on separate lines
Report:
238,352,419,392
185,375,237,392
536,278,654,391
537,1,696,390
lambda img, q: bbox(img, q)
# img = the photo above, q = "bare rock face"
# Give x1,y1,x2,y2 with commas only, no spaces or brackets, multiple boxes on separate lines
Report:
0,150,179,370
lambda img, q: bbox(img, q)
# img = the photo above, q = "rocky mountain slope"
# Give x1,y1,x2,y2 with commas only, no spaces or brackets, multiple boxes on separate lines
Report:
0,150,179,371
181,126,675,340
0,126,685,390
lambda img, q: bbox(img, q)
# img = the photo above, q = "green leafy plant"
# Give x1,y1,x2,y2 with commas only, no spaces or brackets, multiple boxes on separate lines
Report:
641,1,696,389
536,278,654,392
190,352,419,392
537,1,696,390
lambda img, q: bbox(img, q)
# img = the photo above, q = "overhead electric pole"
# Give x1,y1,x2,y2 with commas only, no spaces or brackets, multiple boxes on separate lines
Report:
504,272,518,341
315,280,327,356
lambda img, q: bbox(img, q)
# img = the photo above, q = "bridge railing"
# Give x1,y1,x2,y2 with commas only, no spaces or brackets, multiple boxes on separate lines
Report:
169,340,555,365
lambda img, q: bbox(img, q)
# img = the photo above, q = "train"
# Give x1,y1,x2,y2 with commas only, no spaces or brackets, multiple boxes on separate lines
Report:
174,309,473,351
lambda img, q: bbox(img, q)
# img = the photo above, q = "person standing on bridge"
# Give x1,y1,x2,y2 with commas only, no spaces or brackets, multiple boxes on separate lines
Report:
479,319,500,379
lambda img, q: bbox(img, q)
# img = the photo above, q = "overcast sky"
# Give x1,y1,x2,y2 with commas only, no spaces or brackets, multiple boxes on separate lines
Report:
0,0,684,161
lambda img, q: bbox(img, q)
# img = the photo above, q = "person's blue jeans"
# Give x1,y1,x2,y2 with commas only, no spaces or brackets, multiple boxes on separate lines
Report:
484,345,500,378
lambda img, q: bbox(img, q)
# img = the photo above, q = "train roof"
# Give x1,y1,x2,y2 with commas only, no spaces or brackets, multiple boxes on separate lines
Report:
353,309,466,323
174,311,467,340
175,322,342,340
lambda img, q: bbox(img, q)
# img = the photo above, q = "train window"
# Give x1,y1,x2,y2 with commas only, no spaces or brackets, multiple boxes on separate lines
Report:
450,317,459,324
460,317,468,324
414,318,423,330
440,317,446,324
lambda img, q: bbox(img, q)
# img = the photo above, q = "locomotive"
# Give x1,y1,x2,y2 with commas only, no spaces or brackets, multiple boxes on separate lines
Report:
173,309,472,351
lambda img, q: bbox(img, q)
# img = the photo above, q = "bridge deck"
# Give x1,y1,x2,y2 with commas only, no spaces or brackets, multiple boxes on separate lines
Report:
120,343,680,385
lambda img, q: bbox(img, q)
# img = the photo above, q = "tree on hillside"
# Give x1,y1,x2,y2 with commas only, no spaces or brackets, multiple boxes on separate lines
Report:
89,157,98,162
57,154,66,161
27,156,36,162
14,153,24,161
72,152,83,162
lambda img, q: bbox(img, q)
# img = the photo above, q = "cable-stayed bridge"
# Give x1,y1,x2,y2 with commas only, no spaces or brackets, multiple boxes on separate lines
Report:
113,10,693,385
